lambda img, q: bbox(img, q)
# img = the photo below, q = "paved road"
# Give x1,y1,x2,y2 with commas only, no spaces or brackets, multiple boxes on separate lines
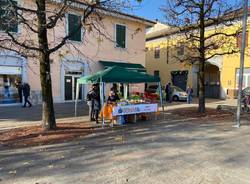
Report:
1,116,250,184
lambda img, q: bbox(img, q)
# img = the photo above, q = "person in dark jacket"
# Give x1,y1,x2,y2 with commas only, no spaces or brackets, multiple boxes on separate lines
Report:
165,82,172,103
107,90,120,103
22,83,32,107
86,84,100,123
110,83,118,93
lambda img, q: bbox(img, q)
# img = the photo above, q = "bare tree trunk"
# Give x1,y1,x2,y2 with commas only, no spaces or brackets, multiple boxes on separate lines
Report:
198,0,206,113
39,53,56,130
198,58,205,113
37,0,56,130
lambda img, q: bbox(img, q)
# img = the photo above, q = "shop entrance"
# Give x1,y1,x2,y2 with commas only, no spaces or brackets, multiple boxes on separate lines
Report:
205,64,220,98
64,72,82,101
0,66,22,104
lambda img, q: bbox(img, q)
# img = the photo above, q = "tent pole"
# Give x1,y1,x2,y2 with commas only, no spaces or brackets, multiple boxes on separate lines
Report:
100,80,105,127
75,82,80,117
99,82,102,125
102,82,105,127
158,82,164,112
124,84,128,100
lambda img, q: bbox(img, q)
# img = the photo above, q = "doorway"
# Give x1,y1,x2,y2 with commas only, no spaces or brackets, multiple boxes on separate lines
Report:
64,74,82,101
205,64,220,98
171,71,188,91
0,67,22,104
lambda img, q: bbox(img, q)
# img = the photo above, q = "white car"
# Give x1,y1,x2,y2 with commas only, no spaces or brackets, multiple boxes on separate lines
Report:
172,86,188,101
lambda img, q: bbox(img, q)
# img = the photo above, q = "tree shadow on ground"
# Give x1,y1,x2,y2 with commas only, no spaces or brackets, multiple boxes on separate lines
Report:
1,116,250,183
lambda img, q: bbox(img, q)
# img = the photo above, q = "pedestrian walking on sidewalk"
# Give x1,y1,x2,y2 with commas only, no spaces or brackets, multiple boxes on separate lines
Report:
22,83,32,107
186,86,193,104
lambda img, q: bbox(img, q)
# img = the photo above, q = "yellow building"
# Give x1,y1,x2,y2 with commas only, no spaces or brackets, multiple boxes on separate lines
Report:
146,22,249,99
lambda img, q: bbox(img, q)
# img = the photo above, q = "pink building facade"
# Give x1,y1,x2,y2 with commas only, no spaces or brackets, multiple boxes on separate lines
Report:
0,1,154,105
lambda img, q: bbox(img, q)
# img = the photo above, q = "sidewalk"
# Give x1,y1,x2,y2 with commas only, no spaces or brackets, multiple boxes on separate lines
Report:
0,98,238,131
162,98,237,110
0,102,89,131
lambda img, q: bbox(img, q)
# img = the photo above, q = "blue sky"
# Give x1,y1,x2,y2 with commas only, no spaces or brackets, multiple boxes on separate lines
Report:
128,0,165,22
127,0,246,22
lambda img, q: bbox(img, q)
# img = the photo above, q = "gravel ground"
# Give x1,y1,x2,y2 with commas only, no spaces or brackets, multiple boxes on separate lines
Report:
1,116,250,184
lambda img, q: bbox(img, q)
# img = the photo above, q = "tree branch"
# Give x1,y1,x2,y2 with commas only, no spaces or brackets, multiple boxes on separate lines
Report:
205,49,239,60
5,31,41,51
205,30,240,41
48,4,95,54
46,0,69,29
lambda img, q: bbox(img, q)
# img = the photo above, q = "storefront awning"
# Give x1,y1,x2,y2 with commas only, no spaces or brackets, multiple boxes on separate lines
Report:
99,61,146,72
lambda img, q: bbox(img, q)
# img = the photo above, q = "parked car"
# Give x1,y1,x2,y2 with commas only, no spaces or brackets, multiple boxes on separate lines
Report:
171,86,188,101
145,84,163,93
146,84,187,101
243,87,250,96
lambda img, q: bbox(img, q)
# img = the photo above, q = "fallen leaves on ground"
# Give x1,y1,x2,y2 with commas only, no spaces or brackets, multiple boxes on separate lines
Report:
0,108,234,149
167,107,234,121
0,122,95,148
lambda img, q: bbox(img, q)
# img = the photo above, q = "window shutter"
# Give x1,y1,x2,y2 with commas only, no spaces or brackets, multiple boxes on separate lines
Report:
154,47,160,58
237,32,248,49
116,24,126,48
9,1,18,33
68,14,81,42
0,1,5,31
177,45,185,56
0,0,18,33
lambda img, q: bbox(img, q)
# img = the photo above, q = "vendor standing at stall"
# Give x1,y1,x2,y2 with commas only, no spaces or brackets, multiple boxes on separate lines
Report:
110,84,118,93
107,90,120,103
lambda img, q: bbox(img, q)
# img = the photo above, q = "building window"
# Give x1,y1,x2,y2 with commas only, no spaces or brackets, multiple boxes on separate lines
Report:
67,14,82,42
154,47,160,59
116,24,126,48
0,0,18,33
154,70,159,77
236,74,247,89
237,32,248,48
236,68,250,89
177,44,185,56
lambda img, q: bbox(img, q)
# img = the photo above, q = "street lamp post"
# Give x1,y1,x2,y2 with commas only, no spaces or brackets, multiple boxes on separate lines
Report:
235,0,248,128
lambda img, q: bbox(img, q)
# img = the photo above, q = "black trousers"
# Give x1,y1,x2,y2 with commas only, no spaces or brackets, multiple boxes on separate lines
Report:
23,96,32,107
18,90,22,103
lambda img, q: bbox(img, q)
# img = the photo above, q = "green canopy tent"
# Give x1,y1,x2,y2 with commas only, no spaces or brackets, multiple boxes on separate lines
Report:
77,66,159,83
75,66,163,125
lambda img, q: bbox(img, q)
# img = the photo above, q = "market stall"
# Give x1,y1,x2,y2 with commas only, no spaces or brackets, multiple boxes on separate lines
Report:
75,66,163,125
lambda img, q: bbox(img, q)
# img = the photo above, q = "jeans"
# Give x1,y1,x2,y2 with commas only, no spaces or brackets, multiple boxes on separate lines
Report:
187,95,192,104
4,87,10,97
